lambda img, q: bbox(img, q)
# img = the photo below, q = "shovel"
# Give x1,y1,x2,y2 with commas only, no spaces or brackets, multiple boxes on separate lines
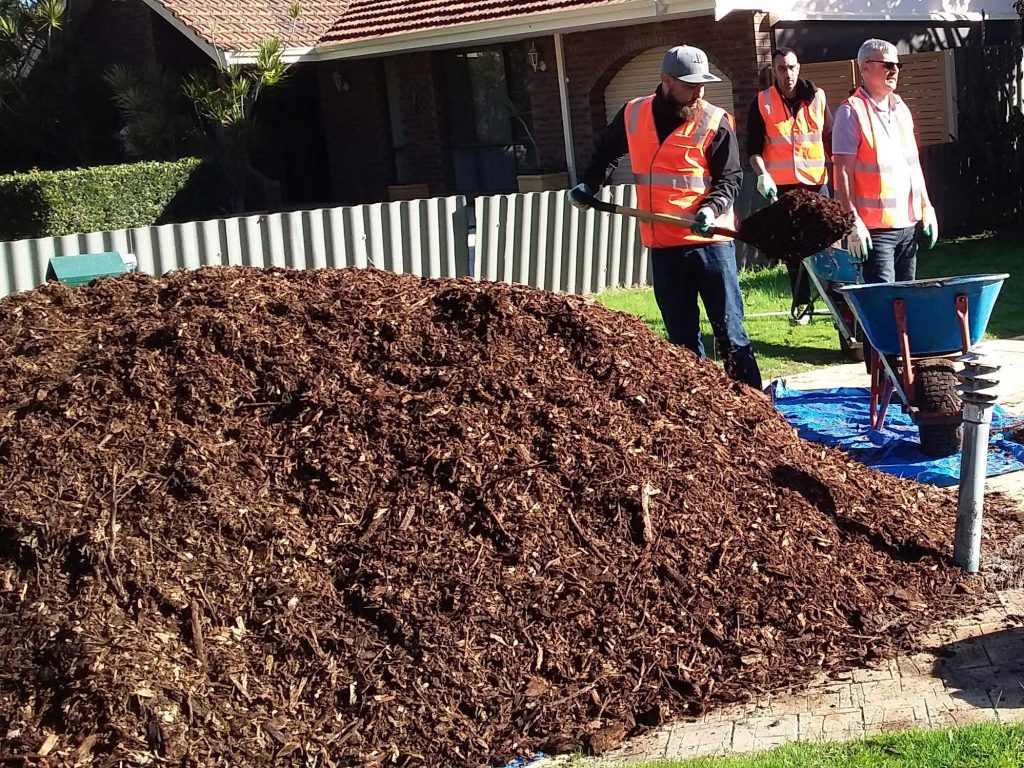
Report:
571,188,854,262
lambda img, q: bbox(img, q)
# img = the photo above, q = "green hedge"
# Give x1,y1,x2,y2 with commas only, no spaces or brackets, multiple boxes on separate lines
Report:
0,158,228,241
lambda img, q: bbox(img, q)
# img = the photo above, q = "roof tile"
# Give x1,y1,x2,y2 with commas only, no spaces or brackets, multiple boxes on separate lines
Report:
150,0,351,51
320,0,635,45
150,0,636,52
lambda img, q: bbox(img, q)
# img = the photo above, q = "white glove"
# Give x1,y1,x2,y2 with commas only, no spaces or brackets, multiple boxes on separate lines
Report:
848,215,872,262
922,206,938,249
691,207,716,236
756,173,778,203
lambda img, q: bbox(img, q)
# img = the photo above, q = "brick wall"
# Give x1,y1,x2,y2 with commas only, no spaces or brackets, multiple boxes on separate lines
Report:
75,0,157,70
393,53,451,194
317,14,770,201
318,60,393,204
318,53,452,204
525,36,569,173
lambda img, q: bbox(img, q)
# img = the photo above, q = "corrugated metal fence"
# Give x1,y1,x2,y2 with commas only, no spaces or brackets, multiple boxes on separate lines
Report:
0,197,470,298
474,184,650,294
0,187,655,300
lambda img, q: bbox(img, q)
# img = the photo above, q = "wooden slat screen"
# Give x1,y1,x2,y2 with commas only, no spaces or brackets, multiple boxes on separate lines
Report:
796,51,956,146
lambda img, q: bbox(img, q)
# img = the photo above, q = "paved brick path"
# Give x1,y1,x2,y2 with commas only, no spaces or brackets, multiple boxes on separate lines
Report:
534,588,1024,766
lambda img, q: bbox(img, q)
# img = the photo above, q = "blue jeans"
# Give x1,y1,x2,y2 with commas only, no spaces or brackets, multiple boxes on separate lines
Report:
864,225,918,284
861,225,918,374
651,240,762,389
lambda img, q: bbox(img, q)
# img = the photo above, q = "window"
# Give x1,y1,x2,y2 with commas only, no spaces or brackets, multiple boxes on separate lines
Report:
442,44,536,195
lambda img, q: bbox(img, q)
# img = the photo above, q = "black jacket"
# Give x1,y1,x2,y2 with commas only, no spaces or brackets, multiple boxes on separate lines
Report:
578,85,742,218
746,78,833,162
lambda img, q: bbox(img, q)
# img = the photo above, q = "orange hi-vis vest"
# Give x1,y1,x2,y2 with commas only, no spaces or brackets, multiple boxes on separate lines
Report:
624,95,737,248
843,88,925,229
757,85,828,186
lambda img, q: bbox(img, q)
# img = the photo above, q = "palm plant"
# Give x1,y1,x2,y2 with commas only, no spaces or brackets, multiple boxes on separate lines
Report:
103,64,195,159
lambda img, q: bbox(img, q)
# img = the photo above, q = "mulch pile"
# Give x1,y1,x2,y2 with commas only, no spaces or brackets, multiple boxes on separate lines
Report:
0,267,983,767
741,187,855,262
1008,422,1024,446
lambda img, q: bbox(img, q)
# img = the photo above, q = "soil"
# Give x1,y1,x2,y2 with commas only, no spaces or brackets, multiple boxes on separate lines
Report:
1007,422,1024,446
740,188,856,262
0,267,999,767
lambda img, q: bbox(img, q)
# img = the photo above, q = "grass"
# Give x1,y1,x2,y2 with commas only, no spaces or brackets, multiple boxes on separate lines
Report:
595,235,1023,381
625,722,1024,768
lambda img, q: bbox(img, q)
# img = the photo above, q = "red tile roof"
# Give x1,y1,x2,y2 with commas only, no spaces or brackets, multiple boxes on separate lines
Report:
320,0,637,45
150,0,638,53
147,0,352,51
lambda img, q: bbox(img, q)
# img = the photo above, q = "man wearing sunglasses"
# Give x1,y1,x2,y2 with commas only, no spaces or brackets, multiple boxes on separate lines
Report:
832,39,938,286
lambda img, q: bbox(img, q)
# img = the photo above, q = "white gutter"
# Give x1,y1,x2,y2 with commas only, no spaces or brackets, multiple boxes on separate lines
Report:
771,9,1018,20
715,0,1018,21
223,0,716,64
553,33,577,186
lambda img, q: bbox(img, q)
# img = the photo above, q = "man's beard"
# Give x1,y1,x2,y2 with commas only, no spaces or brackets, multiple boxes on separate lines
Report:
679,100,700,122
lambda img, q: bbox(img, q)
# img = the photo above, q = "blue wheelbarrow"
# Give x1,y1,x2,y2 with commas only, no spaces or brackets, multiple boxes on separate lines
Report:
838,274,1010,457
803,247,865,361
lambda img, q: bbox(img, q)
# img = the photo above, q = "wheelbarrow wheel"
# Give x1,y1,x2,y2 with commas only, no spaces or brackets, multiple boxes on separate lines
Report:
915,358,963,458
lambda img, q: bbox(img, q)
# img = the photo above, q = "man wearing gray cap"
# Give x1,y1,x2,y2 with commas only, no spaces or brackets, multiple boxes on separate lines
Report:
570,45,760,389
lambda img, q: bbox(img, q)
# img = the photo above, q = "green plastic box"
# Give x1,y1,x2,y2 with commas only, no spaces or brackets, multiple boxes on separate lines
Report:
46,252,129,287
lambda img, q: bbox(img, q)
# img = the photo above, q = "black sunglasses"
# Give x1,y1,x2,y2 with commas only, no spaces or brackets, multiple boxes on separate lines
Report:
868,60,902,72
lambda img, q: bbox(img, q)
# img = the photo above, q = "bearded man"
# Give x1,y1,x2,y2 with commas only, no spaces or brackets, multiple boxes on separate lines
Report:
570,45,761,389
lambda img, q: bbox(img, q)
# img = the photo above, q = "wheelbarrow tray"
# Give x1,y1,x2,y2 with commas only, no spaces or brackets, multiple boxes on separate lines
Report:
803,247,862,351
837,274,1009,357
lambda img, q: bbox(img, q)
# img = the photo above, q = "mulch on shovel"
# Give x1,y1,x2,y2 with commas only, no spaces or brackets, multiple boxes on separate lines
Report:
0,267,992,767
741,188,856,262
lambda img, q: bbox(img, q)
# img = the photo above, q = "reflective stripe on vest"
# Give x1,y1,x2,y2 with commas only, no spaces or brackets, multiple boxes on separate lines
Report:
624,96,737,248
757,86,828,186
844,89,924,229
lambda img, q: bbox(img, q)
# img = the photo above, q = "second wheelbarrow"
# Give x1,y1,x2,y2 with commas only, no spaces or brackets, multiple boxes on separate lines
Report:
803,247,865,362
837,273,1010,457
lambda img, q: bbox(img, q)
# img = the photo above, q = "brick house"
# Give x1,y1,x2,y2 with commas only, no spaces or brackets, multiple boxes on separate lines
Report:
82,0,1019,208
79,0,772,205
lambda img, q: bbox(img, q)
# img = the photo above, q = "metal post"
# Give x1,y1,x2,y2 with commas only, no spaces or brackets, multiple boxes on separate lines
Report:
553,33,577,186
953,349,1000,573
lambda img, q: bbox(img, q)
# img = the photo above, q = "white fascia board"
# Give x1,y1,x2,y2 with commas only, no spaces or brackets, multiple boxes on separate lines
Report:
137,0,225,63
714,0,791,21
771,7,1018,19
225,0,717,64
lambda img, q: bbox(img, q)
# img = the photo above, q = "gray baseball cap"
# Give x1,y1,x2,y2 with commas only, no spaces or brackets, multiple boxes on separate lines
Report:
662,45,721,84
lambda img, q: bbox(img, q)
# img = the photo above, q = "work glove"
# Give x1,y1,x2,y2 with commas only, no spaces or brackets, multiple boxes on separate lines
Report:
691,207,716,236
922,206,938,249
848,215,872,262
569,182,595,211
756,172,778,203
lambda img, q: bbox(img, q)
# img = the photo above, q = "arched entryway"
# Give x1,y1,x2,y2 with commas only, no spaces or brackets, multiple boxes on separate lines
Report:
603,47,734,185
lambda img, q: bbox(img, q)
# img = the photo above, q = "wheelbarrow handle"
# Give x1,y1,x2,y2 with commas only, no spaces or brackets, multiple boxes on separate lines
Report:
570,190,741,239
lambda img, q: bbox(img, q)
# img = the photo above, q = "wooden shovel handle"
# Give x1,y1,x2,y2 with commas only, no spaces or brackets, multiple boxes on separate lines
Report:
573,191,740,239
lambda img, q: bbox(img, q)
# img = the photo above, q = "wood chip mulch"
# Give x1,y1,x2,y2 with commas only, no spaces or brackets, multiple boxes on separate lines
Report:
0,267,990,767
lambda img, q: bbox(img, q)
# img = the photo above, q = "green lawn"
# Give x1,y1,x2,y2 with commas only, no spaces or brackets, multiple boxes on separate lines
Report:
627,722,1024,768
596,236,1022,381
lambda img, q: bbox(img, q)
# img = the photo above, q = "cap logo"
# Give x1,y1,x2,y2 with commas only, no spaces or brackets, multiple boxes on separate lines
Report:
692,53,705,64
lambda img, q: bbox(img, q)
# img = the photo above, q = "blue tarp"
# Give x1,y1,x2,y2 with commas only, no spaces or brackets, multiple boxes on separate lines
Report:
768,381,1024,487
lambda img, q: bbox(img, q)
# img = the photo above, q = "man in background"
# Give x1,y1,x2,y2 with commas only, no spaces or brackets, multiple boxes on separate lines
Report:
747,47,832,325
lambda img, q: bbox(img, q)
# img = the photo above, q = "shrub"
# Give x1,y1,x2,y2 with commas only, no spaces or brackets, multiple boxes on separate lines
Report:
0,158,228,241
